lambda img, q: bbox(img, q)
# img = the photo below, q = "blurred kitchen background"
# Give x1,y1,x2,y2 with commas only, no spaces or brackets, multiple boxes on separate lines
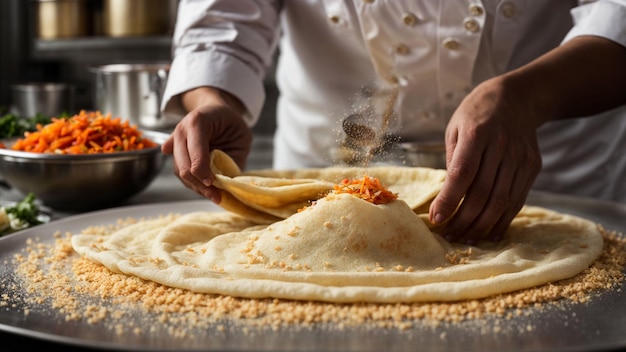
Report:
0,0,278,135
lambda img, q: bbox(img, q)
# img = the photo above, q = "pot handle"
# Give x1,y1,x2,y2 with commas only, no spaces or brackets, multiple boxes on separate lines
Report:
95,72,107,112
145,69,168,120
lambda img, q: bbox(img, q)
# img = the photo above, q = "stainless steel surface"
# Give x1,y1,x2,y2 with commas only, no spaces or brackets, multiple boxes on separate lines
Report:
398,141,447,169
33,0,90,39
91,63,174,130
103,0,171,37
0,130,170,211
11,82,75,117
0,191,624,351
34,36,172,51
334,138,447,168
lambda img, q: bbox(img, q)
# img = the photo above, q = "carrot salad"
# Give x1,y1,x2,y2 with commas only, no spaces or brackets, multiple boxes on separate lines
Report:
332,175,398,205
9,110,157,154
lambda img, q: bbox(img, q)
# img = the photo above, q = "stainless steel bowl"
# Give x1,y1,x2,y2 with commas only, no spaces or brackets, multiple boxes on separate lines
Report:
0,130,169,210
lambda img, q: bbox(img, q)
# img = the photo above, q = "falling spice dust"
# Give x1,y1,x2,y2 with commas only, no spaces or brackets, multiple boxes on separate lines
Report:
1,214,625,341
337,85,399,166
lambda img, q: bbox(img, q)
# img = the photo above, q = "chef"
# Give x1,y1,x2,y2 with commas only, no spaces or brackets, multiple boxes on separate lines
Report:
161,0,626,244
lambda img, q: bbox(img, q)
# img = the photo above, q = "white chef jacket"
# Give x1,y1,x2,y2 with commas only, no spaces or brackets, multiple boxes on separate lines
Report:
163,0,626,203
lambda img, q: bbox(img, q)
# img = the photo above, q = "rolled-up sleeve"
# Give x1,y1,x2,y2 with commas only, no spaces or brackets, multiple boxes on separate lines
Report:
162,0,282,126
564,0,626,47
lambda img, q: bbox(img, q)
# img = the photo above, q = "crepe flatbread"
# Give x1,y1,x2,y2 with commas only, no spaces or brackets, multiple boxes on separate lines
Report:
209,150,447,223
72,154,604,303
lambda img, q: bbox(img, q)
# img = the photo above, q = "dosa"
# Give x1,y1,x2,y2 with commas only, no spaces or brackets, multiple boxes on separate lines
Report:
72,151,603,303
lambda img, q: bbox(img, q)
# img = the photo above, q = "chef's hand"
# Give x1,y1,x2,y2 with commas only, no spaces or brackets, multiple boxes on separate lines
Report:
428,76,542,244
428,36,626,245
162,87,253,203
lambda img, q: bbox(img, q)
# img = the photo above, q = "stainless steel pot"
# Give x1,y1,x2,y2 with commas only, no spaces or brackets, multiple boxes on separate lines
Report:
33,0,91,39
398,142,446,169
11,82,75,118
103,0,172,37
91,63,176,130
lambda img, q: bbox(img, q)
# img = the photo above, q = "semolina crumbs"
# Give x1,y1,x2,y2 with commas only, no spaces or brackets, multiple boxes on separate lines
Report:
2,215,625,342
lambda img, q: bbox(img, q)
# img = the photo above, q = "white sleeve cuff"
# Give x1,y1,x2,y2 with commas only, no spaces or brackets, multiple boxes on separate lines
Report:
161,50,267,127
564,0,626,48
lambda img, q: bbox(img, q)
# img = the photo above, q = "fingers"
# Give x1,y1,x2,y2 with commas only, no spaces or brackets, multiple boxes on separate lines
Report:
432,134,541,245
446,148,514,244
167,103,253,205
169,111,221,203
182,112,214,187
486,147,540,242
209,114,253,171
438,133,507,244
161,135,174,154
429,129,481,227
427,75,546,245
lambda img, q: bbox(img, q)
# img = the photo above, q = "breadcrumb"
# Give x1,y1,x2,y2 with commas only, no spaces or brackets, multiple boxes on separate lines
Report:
2,218,624,342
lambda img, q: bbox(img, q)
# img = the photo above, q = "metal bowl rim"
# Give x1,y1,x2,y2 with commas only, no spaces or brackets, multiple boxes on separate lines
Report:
0,130,170,161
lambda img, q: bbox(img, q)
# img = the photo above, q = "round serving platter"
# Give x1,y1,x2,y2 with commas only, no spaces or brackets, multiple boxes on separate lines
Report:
0,192,624,352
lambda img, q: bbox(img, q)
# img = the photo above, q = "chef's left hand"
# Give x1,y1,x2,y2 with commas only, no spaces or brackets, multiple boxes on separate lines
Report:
428,76,542,244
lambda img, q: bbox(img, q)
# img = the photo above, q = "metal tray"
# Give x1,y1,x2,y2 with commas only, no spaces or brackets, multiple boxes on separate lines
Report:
0,192,625,352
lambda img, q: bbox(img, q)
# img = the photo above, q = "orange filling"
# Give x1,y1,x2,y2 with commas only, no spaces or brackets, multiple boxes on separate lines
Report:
8,110,156,154
332,175,398,205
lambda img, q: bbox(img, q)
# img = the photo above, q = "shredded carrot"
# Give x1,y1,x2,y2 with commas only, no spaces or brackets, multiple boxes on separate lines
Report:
9,110,157,154
332,175,398,205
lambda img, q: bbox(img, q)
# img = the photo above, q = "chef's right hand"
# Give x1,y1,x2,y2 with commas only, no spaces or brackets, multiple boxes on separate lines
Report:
428,75,542,245
161,87,253,203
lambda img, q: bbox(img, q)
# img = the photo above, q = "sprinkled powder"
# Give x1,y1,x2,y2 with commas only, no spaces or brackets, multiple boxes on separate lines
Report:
2,215,625,340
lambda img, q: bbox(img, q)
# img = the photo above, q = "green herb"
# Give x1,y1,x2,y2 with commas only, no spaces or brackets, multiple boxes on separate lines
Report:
0,193,45,236
0,113,57,139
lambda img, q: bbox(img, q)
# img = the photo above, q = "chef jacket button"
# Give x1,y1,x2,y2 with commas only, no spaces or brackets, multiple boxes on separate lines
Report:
468,4,484,16
441,37,459,50
395,44,410,55
401,13,418,26
444,91,454,100
328,15,340,24
501,2,517,18
463,18,480,32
